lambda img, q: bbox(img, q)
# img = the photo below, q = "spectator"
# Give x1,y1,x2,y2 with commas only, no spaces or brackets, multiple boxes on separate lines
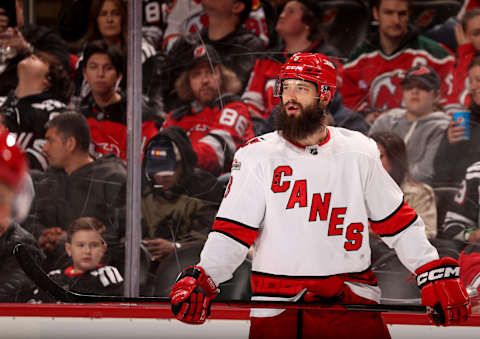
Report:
73,0,158,107
0,52,71,171
445,8,480,113
369,65,449,185
241,0,340,120
31,216,124,302
58,0,164,51
162,44,254,176
163,0,264,111
441,160,480,246
341,0,455,124
0,0,71,96
141,126,224,264
433,56,480,187
0,129,44,302
371,132,437,239
77,40,158,161
26,112,127,271
162,0,272,50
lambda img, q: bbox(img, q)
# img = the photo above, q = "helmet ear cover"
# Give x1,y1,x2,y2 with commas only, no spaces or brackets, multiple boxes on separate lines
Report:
0,130,28,192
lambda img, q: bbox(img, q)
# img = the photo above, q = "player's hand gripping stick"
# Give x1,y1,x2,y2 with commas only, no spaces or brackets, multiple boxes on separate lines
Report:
415,257,471,325
169,266,219,324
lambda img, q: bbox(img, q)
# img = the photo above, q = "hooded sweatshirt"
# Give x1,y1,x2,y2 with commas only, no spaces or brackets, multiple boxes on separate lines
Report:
369,108,450,184
141,126,224,243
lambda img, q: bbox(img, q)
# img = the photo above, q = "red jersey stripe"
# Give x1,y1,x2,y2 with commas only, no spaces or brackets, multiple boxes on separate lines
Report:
212,218,258,248
250,269,377,297
369,201,418,236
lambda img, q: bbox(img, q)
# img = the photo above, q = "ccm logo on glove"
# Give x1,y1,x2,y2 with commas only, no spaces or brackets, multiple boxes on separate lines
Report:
417,265,460,288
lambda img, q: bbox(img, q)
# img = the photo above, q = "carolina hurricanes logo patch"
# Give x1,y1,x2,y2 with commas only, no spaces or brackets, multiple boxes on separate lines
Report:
194,45,206,59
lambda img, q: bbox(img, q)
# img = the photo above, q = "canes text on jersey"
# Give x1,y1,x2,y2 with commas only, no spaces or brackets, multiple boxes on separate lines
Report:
271,165,364,251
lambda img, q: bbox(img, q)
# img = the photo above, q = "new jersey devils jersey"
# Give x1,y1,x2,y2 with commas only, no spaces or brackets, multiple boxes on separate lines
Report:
198,127,439,316
341,34,455,113
444,43,474,113
162,98,254,175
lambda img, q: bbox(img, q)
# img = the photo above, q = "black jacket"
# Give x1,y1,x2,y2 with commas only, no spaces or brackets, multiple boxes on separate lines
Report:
433,102,480,187
0,223,44,302
0,91,67,171
32,265,123,302
26,155,127,244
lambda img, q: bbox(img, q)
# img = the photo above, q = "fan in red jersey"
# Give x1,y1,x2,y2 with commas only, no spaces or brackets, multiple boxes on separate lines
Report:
169,52,470,338
162,43,254,176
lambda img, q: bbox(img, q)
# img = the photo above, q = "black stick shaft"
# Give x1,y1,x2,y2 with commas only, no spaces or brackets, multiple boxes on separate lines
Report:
13,243,426,313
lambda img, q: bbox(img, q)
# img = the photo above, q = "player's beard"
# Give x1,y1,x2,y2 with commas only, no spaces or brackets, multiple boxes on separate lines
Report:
275,100,325,142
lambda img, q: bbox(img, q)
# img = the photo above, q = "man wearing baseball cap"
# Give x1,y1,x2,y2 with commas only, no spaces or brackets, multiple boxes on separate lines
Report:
162,43,254,176
369,65,450,185
141,126,225,264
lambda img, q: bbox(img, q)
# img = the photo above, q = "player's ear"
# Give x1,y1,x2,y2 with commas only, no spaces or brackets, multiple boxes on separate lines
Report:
65,242,72,257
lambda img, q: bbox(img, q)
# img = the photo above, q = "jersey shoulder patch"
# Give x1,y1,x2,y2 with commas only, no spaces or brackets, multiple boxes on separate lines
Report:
240,136,266,149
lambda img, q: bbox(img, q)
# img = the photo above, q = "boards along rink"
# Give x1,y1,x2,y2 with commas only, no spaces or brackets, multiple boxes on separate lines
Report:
0,303,479,339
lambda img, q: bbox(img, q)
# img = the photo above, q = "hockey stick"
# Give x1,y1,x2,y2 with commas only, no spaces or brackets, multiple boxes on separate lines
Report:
14,243,427,313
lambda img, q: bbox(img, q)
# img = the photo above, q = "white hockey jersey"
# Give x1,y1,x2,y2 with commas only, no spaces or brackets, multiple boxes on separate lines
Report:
198,127,439,316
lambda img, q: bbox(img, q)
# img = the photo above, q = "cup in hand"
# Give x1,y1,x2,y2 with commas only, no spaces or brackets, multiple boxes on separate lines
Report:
452,111,470,140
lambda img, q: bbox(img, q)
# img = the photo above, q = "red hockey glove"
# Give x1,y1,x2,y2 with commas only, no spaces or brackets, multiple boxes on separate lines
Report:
169,266,219,325
416,257,471,325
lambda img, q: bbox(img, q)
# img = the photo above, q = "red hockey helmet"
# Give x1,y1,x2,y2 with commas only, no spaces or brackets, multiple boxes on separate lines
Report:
0,129,28,192
275,53,337,103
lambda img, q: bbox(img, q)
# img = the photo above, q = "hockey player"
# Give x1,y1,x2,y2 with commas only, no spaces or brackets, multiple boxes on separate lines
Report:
0,129,43,302
169,53,471,338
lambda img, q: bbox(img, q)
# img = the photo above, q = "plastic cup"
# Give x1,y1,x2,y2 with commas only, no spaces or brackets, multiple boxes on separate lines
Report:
452,111,470,140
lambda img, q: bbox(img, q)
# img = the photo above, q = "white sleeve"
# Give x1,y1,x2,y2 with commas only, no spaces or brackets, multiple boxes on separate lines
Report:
198,232,250,285
198,146,266,285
